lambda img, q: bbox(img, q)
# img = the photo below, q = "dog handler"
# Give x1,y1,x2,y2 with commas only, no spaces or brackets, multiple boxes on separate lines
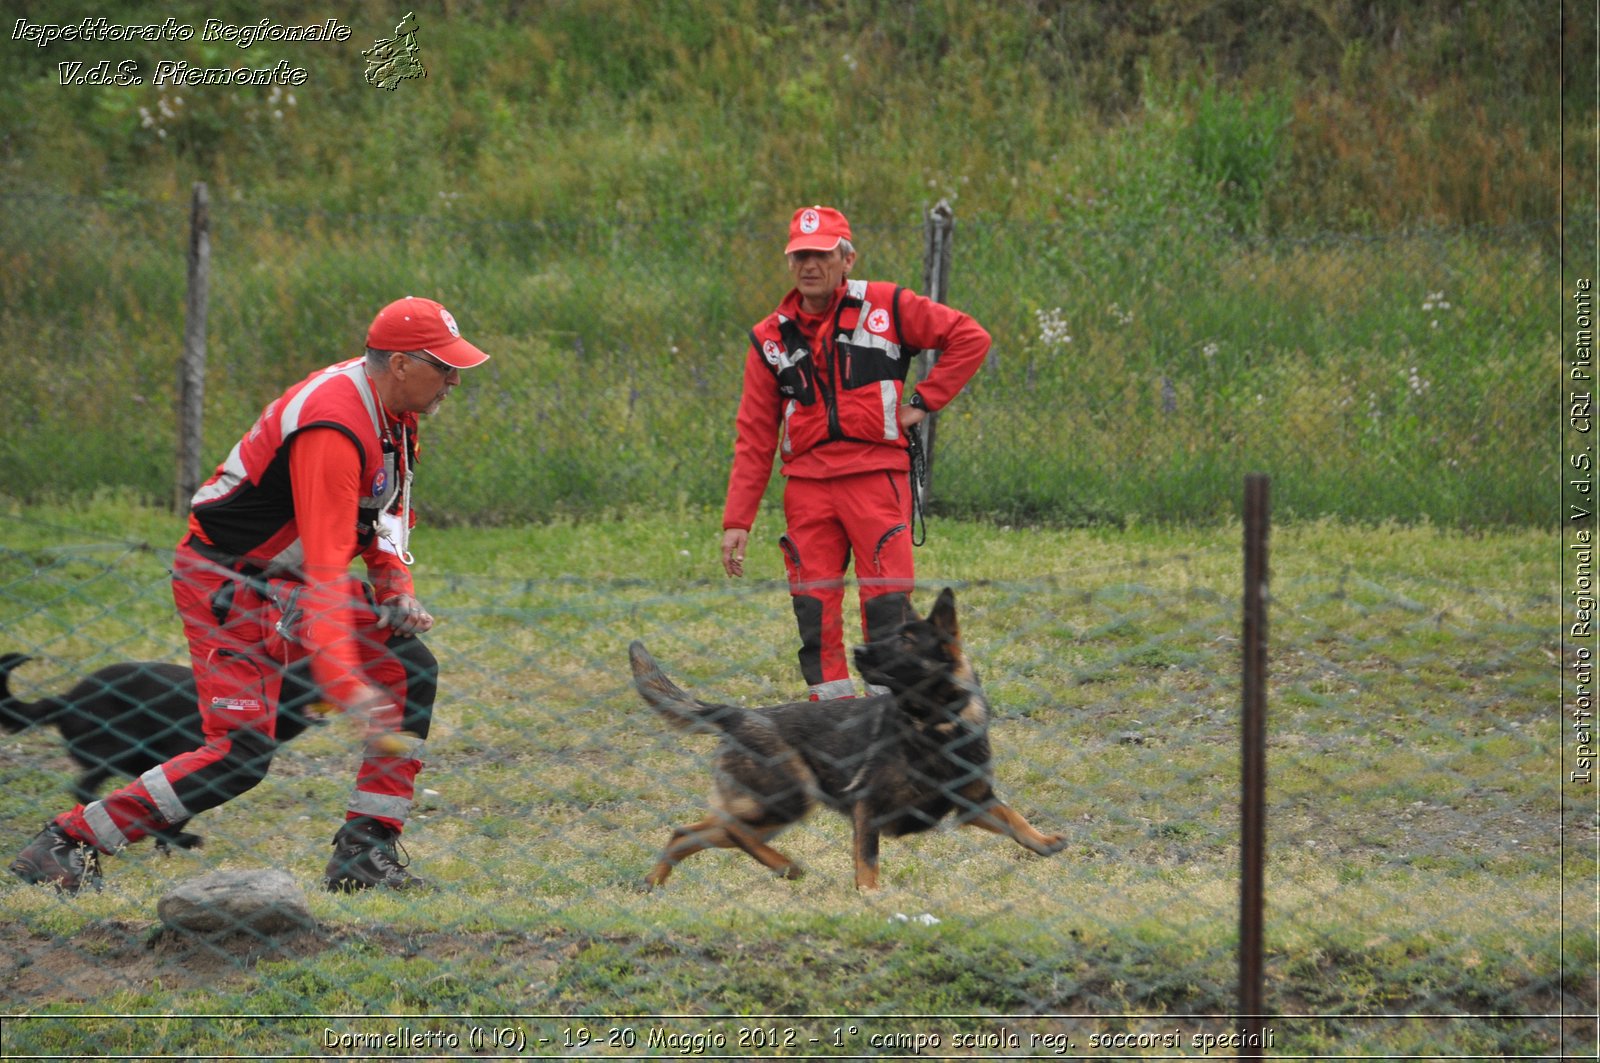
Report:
11,297,489,893
721,206,990,699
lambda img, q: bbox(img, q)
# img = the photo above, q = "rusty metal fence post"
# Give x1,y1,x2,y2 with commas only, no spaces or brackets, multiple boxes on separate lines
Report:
1239,473,1270,1052
917,199,955,501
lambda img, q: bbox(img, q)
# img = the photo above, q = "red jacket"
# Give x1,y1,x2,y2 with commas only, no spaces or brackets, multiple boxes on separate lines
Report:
723,279,989,531
186,358,417,707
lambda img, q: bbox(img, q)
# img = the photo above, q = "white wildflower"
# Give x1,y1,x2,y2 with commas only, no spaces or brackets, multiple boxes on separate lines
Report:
1035,307,1071,349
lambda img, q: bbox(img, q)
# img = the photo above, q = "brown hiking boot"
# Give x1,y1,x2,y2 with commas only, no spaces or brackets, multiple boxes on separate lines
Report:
322,817,427,892
10,824,101,893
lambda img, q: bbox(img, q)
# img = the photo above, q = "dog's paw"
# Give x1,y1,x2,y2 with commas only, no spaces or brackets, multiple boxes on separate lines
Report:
1039,833,1070,855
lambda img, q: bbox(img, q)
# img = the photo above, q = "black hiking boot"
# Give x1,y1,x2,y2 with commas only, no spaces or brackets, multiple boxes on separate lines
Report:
9,824,102,893
322,817,427,892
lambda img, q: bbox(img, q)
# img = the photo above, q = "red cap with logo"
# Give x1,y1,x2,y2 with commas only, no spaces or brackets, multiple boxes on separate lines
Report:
784,205,852,254
366,296,490,369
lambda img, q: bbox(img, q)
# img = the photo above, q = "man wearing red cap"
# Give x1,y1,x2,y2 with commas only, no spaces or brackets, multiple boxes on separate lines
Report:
722,207,991,699
11,297,490,894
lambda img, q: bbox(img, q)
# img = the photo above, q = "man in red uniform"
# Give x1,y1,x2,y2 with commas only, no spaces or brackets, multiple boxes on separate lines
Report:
11,296,489,893
722,206,990,699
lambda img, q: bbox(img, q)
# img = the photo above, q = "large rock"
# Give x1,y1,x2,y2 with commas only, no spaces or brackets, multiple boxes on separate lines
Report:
158,869,315,936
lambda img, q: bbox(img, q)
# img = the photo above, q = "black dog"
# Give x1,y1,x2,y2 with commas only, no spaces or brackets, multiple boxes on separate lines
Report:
631,587,1068,891
0,653,321,851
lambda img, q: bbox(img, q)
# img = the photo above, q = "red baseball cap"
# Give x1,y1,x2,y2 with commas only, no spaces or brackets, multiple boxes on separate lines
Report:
366,296,490,369
784,205,852,254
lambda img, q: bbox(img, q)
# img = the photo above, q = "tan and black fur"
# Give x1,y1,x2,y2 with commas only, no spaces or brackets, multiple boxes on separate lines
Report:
630,587,1067,891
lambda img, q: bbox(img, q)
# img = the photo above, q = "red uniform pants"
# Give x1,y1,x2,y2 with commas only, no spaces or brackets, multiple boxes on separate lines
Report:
780,470,916,699
56,544,433,853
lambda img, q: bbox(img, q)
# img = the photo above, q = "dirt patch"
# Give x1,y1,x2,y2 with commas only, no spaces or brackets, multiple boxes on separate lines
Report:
0,920,333,1005
0,920,575,1009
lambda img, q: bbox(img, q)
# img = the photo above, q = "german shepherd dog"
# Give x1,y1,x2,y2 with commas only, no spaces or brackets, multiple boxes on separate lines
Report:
630,587,1068,891
0,654,320,851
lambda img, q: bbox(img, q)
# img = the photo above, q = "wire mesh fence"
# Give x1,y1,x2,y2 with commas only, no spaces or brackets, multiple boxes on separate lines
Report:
0,190,1554,528
0,504,1572,1055
0,187,1575,1055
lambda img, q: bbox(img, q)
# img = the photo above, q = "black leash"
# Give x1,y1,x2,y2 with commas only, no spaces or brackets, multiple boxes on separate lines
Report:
907,426,928,547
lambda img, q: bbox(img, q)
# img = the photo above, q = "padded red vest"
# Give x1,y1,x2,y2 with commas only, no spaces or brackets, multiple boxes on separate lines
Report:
749,279,921,460
189,358,414,574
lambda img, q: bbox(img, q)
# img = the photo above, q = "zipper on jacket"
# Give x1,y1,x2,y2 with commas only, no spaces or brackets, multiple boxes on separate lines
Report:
821,299,851,441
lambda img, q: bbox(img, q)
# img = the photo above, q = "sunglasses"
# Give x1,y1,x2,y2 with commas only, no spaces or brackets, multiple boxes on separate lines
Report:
404,350,456,375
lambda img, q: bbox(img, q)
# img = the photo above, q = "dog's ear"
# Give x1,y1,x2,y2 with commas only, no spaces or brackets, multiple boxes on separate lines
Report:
929,587,959,643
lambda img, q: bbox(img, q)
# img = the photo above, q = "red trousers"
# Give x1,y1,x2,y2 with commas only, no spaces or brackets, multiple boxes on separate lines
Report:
780,470,916,699
57,544,432,853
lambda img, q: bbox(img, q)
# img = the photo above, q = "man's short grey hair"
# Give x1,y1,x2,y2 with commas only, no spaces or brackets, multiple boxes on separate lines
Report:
786,238,854,262
365,347,397,372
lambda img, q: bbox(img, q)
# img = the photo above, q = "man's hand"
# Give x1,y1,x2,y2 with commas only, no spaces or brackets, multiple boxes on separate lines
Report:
346,683,422,758
898,404,928,431
721,528,750,577
377,593,433,636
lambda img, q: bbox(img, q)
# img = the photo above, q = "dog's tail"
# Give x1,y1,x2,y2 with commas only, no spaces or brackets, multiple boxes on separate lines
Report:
0,653,66,732
629,641,741,736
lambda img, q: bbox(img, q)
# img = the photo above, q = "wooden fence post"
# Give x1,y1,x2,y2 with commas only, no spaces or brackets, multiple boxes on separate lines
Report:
917,199,955,499
176,181,209,514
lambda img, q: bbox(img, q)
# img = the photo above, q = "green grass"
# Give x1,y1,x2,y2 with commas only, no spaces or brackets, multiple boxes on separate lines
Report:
0,1,1578,229
0,3,1578,1051
0,195,1553,526
0,498,1577,1056
0,2,1568,528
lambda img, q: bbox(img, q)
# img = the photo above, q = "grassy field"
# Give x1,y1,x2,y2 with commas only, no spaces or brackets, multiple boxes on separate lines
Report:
0,3,1581,1055
0,495,1581,1058
0,194,1555,527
